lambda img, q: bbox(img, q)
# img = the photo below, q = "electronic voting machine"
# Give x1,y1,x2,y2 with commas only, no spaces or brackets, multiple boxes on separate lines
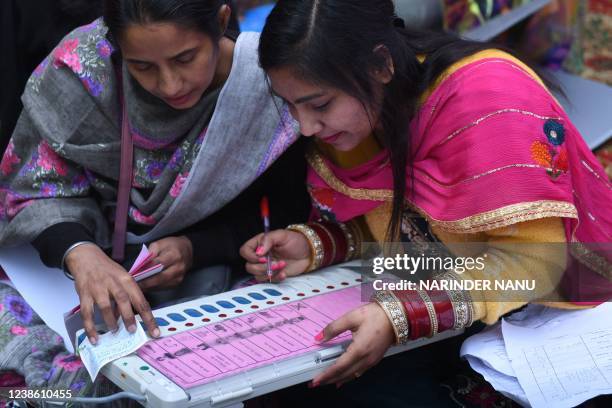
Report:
103,263,460,407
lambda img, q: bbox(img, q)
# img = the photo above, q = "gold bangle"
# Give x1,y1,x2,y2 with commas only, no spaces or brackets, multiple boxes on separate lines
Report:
287,224,324,272
417,290,438,337
313,222,336,266
338,222,356,261
371,291,410,345
434,271,474,329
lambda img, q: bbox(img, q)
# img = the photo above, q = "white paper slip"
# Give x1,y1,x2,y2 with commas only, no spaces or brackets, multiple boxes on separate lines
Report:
502,303,612,408
461,324,515,377
465,356,529,407
77,318,149,381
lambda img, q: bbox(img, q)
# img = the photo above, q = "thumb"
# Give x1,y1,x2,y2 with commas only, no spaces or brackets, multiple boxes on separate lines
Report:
255,230,286,256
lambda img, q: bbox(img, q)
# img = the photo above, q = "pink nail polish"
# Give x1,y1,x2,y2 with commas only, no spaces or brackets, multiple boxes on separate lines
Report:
256,247,264,256
314,331,324,342
259,257,267,263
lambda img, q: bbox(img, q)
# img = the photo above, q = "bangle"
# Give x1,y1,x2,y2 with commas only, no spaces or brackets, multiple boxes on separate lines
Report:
338,222,356,261
417,290,438,337
286,224,324,272
371,291,410,345
309,223,336,267
435,271,474,329
61,241,96,280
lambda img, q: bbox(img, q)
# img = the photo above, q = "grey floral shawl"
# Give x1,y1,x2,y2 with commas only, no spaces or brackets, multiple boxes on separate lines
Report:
0,19,299,247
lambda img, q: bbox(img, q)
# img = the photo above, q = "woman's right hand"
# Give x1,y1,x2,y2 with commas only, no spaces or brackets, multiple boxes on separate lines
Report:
65,244,160,344
240,229,312,282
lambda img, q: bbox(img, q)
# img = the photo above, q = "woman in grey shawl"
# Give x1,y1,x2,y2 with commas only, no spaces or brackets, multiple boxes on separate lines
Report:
0,0,305,396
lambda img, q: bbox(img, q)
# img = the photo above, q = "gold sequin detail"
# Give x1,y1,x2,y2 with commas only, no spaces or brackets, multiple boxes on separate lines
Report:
570,243,612,280
439,109,562,147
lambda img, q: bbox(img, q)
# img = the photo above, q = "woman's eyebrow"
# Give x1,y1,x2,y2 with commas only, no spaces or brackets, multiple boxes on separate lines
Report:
124,48,197,64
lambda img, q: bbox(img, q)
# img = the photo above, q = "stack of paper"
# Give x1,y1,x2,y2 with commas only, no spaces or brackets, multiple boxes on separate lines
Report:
461,303,612,407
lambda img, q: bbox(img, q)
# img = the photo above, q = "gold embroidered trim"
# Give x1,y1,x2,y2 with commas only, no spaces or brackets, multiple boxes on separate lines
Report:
307,150,394,201
308,149,578,234
425,201,578,234
570,243,612,280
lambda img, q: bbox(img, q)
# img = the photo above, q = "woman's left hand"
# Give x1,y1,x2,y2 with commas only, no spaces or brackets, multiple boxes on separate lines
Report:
139,236,193,291
312,302,396,388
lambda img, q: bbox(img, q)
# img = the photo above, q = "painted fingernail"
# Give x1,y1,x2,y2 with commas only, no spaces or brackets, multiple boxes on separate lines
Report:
278,261,287,268
256,247,264,256
314,331,324,342
152,328,161,337
272,262,283,271
128,324,137,333
258,257,267,263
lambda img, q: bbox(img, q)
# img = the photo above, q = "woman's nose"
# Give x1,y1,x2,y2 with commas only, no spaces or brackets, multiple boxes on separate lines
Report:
158,68,181,97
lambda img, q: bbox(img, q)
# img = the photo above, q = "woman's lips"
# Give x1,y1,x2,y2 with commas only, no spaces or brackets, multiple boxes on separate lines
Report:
165,91,192,106
320,132,343,144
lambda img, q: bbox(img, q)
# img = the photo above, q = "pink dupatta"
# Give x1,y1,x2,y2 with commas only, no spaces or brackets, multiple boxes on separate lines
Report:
307,58,612,303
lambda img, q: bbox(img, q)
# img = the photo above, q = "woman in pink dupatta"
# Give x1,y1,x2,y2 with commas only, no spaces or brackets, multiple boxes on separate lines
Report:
240,0,612,402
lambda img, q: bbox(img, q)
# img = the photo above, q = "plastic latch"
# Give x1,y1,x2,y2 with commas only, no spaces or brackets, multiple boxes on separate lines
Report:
210,387,254,406
315,346,344,364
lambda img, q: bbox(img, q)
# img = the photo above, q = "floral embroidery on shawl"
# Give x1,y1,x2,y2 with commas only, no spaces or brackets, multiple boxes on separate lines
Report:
129,208,156,226
530,119,569,179
28,19,112,97
257,107,300,176
0,141,21,176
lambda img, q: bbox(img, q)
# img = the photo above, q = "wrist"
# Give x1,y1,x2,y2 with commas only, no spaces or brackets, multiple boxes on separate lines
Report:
63,242,99,279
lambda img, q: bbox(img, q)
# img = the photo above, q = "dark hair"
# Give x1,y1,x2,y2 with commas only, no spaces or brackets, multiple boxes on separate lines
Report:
260,0,561,241
103,0,228,46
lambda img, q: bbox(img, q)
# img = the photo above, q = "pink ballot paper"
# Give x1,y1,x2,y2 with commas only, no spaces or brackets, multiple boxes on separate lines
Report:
137,286,361,390
63,244,163,346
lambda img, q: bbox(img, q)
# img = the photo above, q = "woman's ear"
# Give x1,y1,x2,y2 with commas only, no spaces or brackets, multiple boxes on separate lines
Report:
217,4,231,34
372,44,395,85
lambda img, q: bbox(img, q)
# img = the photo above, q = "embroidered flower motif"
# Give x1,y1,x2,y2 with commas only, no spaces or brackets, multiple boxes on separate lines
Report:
37,142,68,176
53,354,84,372
72,174,89,194
96,39,112,59
531,120,568,180
308,185,338,222
0,141,21,176
82,76,103,97
40,182,58,197
5,295,33,325
530,141,552,166
71,380,86,392
53,38,83,74
170,172,189,198
544,119,565,146
10,325,28,336
129,208,156,225
168,148,185,171
146,161,165,180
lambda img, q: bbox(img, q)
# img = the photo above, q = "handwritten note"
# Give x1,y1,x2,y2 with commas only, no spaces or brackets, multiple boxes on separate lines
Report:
138,286,364,389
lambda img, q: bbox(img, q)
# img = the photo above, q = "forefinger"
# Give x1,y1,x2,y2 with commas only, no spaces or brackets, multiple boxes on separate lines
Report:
126,281,160,338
